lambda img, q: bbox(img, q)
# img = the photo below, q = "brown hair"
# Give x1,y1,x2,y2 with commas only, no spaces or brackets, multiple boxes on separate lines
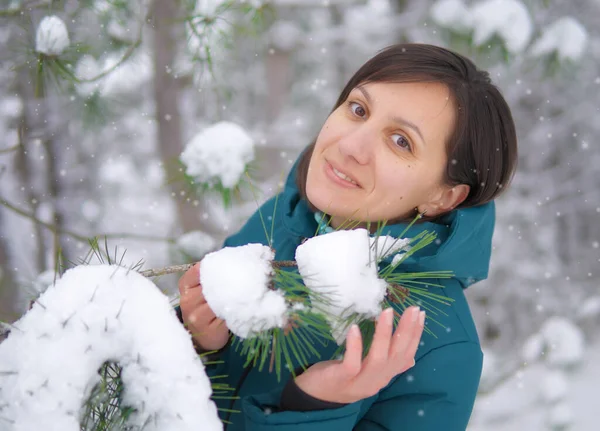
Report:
295,43,518,220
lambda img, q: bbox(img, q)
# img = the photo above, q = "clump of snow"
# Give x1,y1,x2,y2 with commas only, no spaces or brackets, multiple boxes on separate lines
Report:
371,235,411,261
0,265,221,431
540,370,568,403
578,295,600,319
295,229,388,344
35,15,70,56
100,50,153,97
268,20,302,51
0,96,23,120
522,332,545,363
177,230,217,259
200,244,288,338
73,51,152,98
479,347,500,391
468,0,533,54
74,55,101,97
530,17,588,62
522,316,585,368
181,122,255,189
430,0,471,31
100,156,138,185
547,402,573,429
540,317,585,368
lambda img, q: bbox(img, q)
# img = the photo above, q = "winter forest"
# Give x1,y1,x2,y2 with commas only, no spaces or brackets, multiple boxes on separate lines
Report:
0,0,599,430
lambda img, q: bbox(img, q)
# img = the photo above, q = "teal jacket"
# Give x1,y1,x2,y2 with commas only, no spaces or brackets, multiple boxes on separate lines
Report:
206,156,492,431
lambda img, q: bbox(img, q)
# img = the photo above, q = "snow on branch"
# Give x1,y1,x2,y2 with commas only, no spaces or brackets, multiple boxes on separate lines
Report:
0,265,221,431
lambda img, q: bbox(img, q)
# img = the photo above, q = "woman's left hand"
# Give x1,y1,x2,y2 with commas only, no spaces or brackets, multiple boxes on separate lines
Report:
294,306,425,404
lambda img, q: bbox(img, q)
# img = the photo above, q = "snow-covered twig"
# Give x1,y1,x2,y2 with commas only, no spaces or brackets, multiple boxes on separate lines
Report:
0,265,222,431
0,195,176,243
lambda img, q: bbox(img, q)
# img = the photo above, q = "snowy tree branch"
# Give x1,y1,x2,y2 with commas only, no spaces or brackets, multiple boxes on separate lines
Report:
0,1,49,17
0,144,20,154
0,196,176,244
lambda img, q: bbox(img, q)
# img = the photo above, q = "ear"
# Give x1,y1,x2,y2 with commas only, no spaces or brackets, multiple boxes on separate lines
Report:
418,184,470,217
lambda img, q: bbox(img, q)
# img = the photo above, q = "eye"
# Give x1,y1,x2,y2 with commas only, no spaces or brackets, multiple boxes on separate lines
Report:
392,133,411,151
348,101,367,118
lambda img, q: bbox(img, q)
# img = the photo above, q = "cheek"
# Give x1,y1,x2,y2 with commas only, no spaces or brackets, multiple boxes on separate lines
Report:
376,163,429,200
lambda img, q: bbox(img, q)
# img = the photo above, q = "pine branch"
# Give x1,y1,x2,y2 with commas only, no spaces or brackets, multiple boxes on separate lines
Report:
138,260,297,278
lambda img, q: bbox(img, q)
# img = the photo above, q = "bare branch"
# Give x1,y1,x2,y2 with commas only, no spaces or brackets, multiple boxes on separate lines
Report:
139,260,297,278
0,195,176,244
0,144,20,155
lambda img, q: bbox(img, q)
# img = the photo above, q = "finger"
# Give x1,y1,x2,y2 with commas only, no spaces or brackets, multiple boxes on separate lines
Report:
365,308,395,366
180,286,206,309
208,317,227,331
178,262,202,295
390,306,421,360
403,310,425,367
341,324,363,376
186,303,217,330
179,290,206,316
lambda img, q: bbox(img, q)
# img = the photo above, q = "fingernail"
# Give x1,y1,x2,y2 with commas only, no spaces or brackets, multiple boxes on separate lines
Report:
411,307,420,322
419,311,426,326
350,324,360,336
385,308,394,324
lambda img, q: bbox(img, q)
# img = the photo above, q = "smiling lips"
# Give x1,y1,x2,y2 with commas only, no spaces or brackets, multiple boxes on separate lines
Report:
326,161,360,187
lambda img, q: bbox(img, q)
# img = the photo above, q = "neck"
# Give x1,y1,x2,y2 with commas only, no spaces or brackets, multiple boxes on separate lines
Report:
329,215,376,233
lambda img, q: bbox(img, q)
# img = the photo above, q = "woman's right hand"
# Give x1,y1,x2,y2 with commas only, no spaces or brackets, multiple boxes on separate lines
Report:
178,262,230,351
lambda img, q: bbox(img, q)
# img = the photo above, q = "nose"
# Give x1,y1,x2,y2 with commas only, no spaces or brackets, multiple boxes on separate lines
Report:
337,124,373,165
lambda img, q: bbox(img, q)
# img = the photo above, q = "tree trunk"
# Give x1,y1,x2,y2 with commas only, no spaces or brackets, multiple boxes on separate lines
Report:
151,0,200,233
0,210,20,323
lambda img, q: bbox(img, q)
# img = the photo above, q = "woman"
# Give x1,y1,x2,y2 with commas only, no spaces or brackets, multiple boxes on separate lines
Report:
177,43,518,431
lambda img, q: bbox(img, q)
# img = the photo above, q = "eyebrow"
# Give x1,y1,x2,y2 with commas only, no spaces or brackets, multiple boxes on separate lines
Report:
356,86,426,146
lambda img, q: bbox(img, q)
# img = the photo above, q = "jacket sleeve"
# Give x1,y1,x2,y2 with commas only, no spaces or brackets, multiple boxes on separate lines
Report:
239,341,482,431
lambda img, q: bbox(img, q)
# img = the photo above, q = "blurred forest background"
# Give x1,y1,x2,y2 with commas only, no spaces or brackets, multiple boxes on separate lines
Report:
0,0,599,429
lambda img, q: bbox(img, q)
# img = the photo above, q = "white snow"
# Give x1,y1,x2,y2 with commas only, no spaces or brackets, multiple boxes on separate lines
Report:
430,0,471,31
521,317,585,368
371,235,411,261
530,16,588,62
479,347,499,391
468,0,533,54
0,96,23,120
176,230,217,259
0,265,221,431
74,55,101,97
268,20,302,51
180,121,255,189
468,339,600,431
100,50,153,97
521,333,545,363
295,229,389,344
540,370,568,403
547,402,573,429
578,295,600,319
35,15,70,56
200,244,289,338
538,316,585,367
73,50,152,98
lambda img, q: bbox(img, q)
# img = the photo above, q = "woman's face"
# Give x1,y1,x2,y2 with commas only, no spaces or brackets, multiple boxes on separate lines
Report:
306,81,459,228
